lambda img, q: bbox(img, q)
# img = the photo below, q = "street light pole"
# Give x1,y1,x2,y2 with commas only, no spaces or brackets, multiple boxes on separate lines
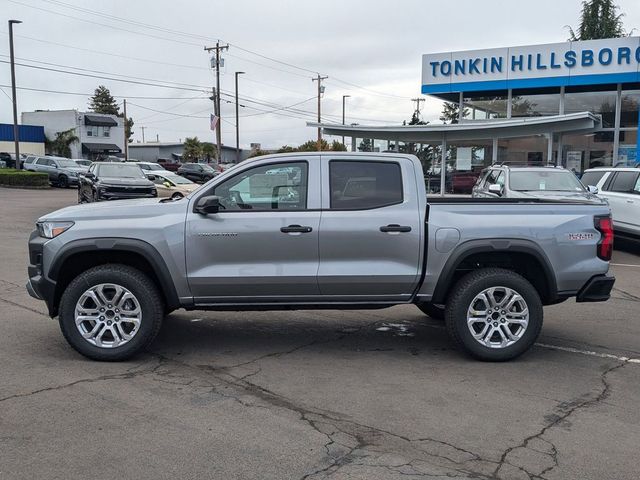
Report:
235,71,245,164
8,20,22,170
342,95,350,147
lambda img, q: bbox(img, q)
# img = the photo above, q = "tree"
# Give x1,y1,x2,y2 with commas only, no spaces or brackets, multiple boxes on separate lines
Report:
331,140,347,151
298,139,331,151
358,139,372,152
88,85,134,142
569,0,626,40
47,128,79,158
277,145,297,153
201,142,217,162
183,137,202,162
88,85,119,115
439,102,468,124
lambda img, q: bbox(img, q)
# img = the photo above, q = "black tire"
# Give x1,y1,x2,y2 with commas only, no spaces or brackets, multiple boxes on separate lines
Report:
92,189,99,202
58,175,68,188
416,302,445,320
171,192,184,200
445,268,543,362
58,264,164,361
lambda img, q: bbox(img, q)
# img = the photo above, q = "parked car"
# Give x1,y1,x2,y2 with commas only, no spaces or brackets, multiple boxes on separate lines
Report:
26,155,89,188
145,170,199,199
132,161,168,173
157,158,181,172
78,162,157,203
23,155,38,169
472,165,600,201
177,162,218,183
74,159,92,167
581,167,640,239
451,170,483,194
28,152,614,362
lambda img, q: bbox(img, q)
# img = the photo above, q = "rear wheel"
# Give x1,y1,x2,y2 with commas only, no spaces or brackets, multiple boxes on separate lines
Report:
171,192,184,200
445,268,543,361
58,175,68,188
416,302,445,320
58,264,164,361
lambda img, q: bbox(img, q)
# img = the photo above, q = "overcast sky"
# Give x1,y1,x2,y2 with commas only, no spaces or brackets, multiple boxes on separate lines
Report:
1,0,639,149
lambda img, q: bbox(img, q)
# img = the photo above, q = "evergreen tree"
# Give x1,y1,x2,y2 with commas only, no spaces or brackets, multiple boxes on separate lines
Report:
330,140,347,151
439,102,468,124
88,85,135,142
358,139,372,152
88,85,119,115
569,0,626,40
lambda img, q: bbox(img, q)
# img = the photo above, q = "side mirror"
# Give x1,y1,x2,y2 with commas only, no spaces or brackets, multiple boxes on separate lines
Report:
85,172,95,179
488,184,503,196
147,174,156,181
194,195,220,215
587,185,599,194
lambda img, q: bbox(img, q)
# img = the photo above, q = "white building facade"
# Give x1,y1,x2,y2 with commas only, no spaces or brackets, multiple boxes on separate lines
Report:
22,109,125,160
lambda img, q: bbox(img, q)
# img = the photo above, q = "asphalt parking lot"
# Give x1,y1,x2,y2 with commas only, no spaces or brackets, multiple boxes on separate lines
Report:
1,187,639,480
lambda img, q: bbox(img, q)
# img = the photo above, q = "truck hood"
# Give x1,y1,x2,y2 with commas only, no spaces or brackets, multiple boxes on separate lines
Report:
63,166,89,174
38,197,187,222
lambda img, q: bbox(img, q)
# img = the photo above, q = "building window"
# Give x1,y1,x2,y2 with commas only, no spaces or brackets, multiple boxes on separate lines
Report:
104,126,110,137
562,133,614,171
564,90,617,128
511,89,560,118
463,92,508,119
620,90,640,128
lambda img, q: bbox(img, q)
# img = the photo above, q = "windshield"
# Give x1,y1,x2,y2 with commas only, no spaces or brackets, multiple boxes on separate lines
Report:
160,173,194,185
98,164,146,179
509,170,585,192
145,164,164,171
56,159,79,168
201,165,216,172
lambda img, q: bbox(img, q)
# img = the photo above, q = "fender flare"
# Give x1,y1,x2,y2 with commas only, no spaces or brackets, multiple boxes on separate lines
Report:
431,238,557,304
49,237,180,311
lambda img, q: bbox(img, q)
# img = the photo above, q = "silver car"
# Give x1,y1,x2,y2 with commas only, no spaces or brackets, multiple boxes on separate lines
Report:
26,155,89,188
472,165,600,201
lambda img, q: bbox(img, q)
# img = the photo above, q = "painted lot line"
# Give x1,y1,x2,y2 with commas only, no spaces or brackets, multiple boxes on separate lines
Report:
610,263,640,268
535,342,640,364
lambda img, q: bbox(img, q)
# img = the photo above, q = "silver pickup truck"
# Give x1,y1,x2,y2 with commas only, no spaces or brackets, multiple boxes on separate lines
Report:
27,152,615,362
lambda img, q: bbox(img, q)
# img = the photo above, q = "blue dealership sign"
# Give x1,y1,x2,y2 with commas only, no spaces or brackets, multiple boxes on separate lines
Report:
422,37,640,94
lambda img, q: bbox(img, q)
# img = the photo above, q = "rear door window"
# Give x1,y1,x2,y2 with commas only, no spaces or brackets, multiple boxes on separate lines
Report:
608,172,640,193
329,161,403,210
580,170,608,188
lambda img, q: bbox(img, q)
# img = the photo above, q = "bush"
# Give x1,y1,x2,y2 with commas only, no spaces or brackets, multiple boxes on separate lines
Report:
0,168,49,188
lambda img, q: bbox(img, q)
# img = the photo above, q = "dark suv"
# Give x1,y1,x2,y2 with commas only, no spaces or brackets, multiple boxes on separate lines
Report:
78,163,157,203
177,163,217,183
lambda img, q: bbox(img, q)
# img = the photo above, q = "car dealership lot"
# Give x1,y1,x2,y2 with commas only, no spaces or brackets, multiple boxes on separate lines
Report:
1,187,639,480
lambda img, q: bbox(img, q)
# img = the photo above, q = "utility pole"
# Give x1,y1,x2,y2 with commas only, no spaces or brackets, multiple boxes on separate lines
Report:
123,99,129,161
140,126,146,144
8,20,22,170
235,71,245,164
342,94,350,147
204,42,229,162
312,74,328,151
411,98,425,119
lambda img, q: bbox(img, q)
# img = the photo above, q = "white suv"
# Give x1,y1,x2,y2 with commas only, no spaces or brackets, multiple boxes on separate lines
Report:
581,167,640,239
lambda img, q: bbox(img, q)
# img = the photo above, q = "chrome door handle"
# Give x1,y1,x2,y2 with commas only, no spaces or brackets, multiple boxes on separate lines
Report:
626,200,634,204
380,224,412,233
280,225,313,233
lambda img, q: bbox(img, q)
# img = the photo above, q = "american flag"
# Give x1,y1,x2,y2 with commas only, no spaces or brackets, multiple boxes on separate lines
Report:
210,114,219,131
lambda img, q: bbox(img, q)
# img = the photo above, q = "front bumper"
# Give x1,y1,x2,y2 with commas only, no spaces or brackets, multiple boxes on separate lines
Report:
26,230,57,317
576,274,615,302
98,191,157,200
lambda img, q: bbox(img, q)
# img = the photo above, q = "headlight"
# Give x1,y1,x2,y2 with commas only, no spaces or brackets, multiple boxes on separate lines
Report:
68,171,77,177
152,188,157,196
36,221,74,239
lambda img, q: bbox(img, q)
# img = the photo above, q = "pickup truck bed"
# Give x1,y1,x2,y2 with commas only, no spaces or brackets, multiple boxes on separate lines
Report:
27,152,615,362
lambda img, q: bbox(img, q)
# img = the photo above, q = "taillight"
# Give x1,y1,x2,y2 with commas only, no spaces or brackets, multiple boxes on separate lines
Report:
594,215,613,261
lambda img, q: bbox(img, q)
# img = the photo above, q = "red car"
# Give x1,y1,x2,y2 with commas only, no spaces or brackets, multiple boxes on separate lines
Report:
157,158,181,172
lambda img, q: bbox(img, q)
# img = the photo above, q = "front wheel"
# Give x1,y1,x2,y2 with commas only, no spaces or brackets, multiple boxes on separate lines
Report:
58,264,164,361
171,192,184,200
58,175,68,188
445,268,543,361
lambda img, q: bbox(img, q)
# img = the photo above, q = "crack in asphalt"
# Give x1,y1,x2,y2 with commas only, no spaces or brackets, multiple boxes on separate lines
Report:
0,358,164,403
0,295,49,317
611,287,640,303
491,360,628,480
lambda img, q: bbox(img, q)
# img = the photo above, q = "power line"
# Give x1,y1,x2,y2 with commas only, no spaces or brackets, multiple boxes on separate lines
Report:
0,84,204,99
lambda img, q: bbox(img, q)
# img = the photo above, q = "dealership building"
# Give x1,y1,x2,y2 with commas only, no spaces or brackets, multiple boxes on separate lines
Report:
317,36,640,193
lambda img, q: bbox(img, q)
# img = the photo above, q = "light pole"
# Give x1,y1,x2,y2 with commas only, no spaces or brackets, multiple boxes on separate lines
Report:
235,71,245,163
342,95,350,148
8,20,22,170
